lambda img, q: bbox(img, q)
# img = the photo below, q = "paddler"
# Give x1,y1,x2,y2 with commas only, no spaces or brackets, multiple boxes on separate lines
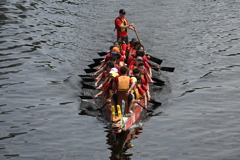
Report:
94,67,119,110
94,61,114,87
97,47,125,72
112,66,136,115
138,63,153,101
115,9,135,44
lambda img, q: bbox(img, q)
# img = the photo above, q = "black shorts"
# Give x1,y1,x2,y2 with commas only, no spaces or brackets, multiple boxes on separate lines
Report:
117,36,128,44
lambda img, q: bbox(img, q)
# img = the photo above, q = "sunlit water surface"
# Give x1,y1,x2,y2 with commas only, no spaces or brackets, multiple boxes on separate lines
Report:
0,0,240,159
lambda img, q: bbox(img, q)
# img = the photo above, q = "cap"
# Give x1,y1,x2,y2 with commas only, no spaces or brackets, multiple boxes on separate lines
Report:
119,9,126,15
131,38,137,42
136,56,143,61
109,68,118,74
111,47,120,54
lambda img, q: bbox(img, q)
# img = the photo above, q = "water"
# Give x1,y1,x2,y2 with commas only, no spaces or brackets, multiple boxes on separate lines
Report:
1,0,240,159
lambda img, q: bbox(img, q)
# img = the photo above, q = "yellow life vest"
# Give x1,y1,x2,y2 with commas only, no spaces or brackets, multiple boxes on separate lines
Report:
118,76,130,90
115,17,128,32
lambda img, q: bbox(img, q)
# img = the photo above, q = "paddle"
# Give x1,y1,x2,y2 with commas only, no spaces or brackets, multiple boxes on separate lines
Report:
79,95,100,99
152,77,165,84
136,102,153,113
152,82,164,86
84,68,97,73
152,67,175,72
88,63,99,69
81,77,95,82
149,99,162,106
82,83,97,89
98,52,108,56
148,55,163,65
93,58,104,63
79,74,92,78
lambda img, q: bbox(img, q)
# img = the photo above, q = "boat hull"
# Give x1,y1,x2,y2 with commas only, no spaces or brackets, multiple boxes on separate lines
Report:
101,98,145,133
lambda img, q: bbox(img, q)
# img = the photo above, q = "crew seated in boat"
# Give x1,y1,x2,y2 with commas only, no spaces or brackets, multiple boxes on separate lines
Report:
112,66,136,115
94,67,119,110
97,46,125,71
93,55,118,78
94,61,114,87
137,62,153,101
117,37,127,59
137,45,152,77
127,41,141,59
131,68,148,108
126,38,137,58
114,41,126,58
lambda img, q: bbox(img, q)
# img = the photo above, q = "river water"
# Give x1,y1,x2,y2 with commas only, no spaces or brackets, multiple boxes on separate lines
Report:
1,0,240,159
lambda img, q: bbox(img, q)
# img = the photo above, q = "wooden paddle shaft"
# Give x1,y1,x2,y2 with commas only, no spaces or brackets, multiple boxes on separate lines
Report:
134,27,142,45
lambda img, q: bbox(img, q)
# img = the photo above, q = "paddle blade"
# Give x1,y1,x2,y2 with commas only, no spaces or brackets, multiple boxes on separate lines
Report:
160,67,175,72
88,63,99,68
98,52,108,56
79,95,94,99
84,68,97,73
152,77,165,84
152,67,160,72
152,82,164,86
93,58,104,63
82,83,96,89
149,99,162,106
79,75,92,78
82,77,95,82
149,56,163,65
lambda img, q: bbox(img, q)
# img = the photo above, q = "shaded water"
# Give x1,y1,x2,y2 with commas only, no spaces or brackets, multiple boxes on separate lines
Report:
0,0,240,159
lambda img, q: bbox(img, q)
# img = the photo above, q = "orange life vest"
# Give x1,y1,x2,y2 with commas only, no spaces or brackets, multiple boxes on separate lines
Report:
118,76,130,90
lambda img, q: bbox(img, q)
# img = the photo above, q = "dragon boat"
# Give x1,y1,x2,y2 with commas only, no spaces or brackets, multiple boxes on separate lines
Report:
79,29,174,134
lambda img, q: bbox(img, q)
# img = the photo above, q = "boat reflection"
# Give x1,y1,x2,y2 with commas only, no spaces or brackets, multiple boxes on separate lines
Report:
105,127,143,160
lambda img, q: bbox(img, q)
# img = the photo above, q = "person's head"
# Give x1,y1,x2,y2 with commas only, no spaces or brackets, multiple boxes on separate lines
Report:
120,66,128,75
109,56,117,63
109,68,118,76
115,54,121,60
111,46,120,55
136,51,144,57
119,9,126,17
113,41,120,48
137,63,145,73
136,56,143,65
138,45,145,52
106,62,114,72
117,36,124,43
133,68,140,76
134,41,141,50
130,38,137,46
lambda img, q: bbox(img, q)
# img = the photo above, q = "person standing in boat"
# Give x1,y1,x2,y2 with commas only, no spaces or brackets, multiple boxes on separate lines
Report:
115,9,135,44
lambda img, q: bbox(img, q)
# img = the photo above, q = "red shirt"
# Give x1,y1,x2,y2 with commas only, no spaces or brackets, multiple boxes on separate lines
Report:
127,55,149,66
102,71,110,79
115,17,128,37
129,60,150,69
121,43,127,52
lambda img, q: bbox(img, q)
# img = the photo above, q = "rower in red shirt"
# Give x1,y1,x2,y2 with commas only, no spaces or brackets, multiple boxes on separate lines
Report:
137,63,153,101
115,9,135,44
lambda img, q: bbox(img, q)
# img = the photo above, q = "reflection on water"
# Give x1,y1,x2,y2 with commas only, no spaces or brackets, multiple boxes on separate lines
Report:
106,127,143,160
